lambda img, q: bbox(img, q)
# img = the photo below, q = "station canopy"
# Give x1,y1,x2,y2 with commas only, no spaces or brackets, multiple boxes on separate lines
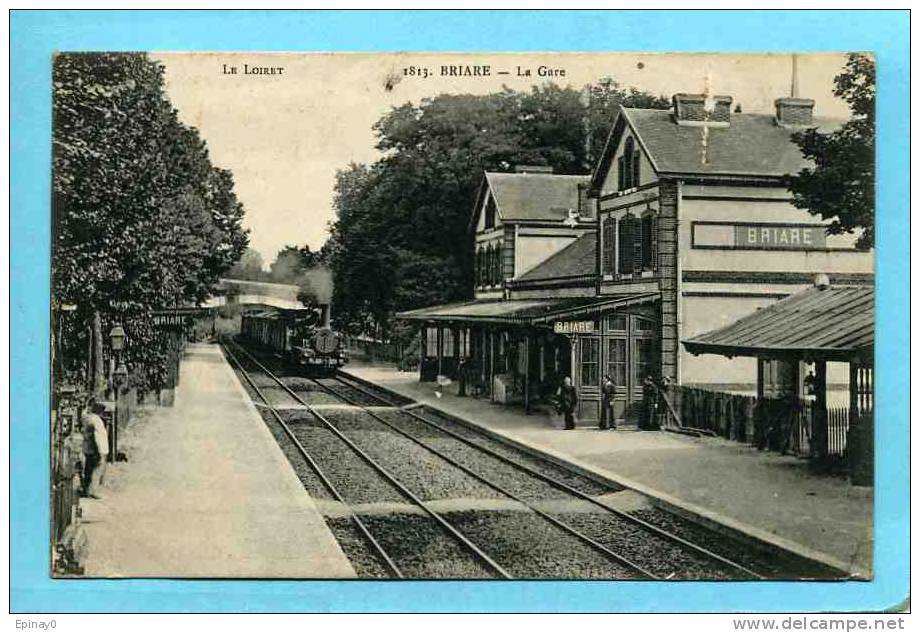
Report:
682,284,873,362
397,293,659,327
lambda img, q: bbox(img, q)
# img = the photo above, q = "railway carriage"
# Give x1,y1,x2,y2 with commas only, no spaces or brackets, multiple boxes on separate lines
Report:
240,304,347,374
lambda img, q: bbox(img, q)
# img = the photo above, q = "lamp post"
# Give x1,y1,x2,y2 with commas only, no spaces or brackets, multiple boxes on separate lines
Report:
108,325,126,463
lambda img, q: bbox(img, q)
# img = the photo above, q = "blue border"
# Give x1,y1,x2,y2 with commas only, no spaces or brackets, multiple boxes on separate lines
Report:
11,9,909,613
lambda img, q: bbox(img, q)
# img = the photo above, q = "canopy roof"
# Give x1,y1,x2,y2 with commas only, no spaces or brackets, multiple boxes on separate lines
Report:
397,293,658,326
683,285,874,362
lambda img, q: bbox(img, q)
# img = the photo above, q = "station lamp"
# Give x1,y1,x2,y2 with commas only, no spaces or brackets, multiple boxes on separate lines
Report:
109,325,126,353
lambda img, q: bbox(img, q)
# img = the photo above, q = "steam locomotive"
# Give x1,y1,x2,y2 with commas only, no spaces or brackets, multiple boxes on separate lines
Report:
239,304,347,374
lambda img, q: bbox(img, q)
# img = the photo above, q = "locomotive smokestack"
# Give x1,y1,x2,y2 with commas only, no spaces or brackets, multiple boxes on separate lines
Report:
320,303,331,329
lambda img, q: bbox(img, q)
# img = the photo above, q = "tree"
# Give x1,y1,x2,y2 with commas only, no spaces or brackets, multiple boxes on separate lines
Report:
788,53,875,249
327,81,668,336
226,248,267,281
52,53,249,390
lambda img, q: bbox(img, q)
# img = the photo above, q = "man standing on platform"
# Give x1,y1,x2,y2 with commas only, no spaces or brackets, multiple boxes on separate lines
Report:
557,376,578,430
80,400,109,498
600,374,616,430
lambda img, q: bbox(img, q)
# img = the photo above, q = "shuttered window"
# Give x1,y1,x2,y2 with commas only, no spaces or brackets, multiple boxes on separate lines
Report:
632,214,644,272
617,156,625,192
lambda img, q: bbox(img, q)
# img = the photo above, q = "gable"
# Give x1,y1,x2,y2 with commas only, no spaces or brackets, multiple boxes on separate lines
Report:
590,108,660,197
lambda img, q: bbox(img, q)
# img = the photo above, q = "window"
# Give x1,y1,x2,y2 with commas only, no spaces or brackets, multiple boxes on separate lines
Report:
426,328,439,357
442,329,455,358
634,317,656,333
606,315,627,332
485,244,494,285
605,338,627,386
617,156,625,192
632,149,641,187
484,196,497,229
633,338,657,384
622,138,635,190
601,217,616,274
579,338,600,387
492,242,502,285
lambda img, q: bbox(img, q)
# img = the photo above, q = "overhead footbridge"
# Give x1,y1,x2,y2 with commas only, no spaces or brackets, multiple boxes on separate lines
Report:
204,278,305,310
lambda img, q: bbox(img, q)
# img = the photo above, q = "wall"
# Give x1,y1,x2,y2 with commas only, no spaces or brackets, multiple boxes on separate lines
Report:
679,185,874,275
598,129,657,196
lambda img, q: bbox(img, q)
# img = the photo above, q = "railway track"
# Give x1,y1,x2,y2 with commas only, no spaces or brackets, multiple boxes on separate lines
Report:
224,337,775,580
222,339,509,579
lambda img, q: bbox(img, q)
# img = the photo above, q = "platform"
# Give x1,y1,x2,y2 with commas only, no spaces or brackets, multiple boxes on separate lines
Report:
79,343,356,578
343,361,873,578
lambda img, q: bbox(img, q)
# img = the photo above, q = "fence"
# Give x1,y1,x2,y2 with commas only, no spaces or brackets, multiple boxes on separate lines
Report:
672,385,854,461
346,336,421,370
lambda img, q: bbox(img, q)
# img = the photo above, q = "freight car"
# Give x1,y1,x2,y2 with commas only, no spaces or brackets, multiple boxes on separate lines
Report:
239,304,347,374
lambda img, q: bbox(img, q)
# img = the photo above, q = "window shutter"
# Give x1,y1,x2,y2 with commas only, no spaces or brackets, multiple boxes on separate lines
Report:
618,216,633,275
493,244,501,285
632,215,644,271
649,215,658,271
601,218,612,272
633,150,641,187
474,250,480,285
617,156,625,191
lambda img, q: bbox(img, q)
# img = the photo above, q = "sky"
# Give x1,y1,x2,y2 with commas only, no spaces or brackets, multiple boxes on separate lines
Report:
153,52,851,265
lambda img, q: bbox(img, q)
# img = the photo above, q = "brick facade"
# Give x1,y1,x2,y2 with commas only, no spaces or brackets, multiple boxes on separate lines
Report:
657,180,680,382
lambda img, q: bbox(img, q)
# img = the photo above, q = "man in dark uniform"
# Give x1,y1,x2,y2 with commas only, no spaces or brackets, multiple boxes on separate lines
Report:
600,374,616,430
557,376,578,430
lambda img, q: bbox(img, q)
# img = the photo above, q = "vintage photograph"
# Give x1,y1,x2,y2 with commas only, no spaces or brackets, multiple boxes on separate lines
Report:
50,51,875,580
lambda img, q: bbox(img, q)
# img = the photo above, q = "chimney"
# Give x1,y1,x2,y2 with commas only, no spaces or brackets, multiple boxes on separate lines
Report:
513,165,554,174
774,97,815,127
672,93,733,126
319,303,331,329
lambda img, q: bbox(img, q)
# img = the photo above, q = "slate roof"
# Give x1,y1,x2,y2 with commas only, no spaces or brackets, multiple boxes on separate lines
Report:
515,232,597,282
483,172,590,222
590,106,844,191
682,285,874,362
397,293,658,325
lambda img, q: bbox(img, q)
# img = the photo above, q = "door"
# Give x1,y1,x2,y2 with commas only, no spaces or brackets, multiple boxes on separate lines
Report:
576,336,601,421
603,313,659,426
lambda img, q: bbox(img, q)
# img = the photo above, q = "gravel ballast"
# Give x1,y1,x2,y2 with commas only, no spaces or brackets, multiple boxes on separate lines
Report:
553,511,739,579
630,508,845,579
443,509,637,579
359,512,499,579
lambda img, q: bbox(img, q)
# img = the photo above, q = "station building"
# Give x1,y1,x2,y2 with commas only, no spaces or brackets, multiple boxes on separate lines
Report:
398,92,874,427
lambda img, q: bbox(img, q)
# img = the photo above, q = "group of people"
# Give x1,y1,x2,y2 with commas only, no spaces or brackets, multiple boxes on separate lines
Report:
555,374,618,431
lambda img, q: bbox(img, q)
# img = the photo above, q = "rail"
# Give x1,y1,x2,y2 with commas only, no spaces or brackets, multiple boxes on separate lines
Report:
326,371,764,579
223,337,512,579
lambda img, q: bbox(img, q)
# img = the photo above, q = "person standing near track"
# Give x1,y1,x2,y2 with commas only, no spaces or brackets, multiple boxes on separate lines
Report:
556,376,578,430
599,374,616,430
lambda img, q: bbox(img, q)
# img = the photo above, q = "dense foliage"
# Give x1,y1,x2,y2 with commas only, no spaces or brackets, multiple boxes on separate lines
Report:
788,54,875,249
327,80,668,337
52,53,248,390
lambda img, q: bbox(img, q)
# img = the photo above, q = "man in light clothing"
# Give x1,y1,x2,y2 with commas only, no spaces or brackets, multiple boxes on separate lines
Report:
81,401,109,498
